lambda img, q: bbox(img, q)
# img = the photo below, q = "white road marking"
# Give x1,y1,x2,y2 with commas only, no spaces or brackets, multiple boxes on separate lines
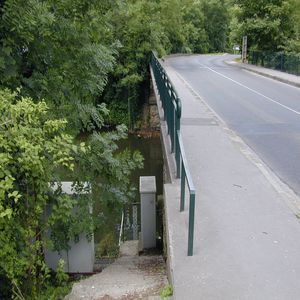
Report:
199,63,300,116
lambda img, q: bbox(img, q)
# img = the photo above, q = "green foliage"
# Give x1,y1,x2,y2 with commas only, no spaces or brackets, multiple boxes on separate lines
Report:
102,0,166,129
0,0,117,133
231,0,295,51
203,0,230,52
56,260,69,286
37,260,71,300
0,89,143,298
160,284,173,299
282,0,300,53
181,0,209,53
0,0,234,131
2,0,298,135
0,89,76,298
38,284,71,300
97,232,119,258
159,0,186,53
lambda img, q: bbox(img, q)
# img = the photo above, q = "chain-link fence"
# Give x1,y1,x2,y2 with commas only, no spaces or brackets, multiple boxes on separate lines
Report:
248,51,300,76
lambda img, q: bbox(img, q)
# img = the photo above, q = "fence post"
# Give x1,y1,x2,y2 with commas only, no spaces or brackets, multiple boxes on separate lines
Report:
188,192,196,256
180,162,185,212
176,99,182,178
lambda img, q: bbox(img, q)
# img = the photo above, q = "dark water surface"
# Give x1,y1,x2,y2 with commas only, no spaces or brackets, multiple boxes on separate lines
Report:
121,134,164,198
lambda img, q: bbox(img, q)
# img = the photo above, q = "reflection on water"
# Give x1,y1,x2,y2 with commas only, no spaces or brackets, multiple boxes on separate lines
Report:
120,134,164,198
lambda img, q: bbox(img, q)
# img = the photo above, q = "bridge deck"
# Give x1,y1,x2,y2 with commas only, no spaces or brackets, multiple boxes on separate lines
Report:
158,62,300,300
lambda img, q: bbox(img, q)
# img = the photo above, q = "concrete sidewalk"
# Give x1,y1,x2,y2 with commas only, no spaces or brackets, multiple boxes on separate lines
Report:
159,61,300,300
227,60,300,88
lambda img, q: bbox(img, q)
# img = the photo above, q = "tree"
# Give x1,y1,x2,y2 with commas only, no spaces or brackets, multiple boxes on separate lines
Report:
283,0,300,52
202,0,230,52
0,0,117,133
159,0,186,53
181,0,209,53
231,0,295,50
102,0,166,127
0,89,78,298
0,89,143,298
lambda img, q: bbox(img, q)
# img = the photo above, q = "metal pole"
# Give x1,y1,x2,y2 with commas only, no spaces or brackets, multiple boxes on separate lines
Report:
176,131,181,178
180,163,185,212
188,192,196,256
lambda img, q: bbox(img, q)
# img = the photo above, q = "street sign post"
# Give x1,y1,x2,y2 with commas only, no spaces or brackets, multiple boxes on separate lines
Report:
242,36,247,63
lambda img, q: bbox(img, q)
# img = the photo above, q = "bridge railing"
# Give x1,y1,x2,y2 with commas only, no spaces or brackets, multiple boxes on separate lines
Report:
150,52,196,256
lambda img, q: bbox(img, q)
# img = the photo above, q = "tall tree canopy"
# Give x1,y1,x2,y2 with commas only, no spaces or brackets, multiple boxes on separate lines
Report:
230,0,295,50
0,0,118,132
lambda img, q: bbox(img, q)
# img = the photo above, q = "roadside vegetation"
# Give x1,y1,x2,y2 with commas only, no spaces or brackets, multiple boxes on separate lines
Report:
0,0,299,298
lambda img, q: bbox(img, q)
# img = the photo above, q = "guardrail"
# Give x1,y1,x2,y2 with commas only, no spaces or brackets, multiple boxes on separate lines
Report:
150,52,196,256
248,50,300,76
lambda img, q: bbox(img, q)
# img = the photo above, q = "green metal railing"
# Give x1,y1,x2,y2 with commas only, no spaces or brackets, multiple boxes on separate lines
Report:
248,50,300,76
150,52,196,256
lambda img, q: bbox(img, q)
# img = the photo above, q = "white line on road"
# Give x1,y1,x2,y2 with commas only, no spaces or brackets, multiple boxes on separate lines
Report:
199,63,300,116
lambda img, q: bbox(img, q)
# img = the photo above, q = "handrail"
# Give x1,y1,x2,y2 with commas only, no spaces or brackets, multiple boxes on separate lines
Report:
150,51,196,256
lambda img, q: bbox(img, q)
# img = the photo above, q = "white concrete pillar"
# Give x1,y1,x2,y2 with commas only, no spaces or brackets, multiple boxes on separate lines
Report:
140,176,156,249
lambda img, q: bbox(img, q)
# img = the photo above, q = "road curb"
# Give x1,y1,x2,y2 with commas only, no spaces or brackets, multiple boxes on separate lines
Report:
226,61,300,88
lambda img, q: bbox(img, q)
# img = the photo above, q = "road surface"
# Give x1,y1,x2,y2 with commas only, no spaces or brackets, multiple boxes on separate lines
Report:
167,54,300,196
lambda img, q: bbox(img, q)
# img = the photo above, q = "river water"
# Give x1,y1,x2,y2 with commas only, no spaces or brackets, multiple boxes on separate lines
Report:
121,134,163,197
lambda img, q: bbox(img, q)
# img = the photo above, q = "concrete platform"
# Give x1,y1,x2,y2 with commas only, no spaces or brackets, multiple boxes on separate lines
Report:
66,241,168,299
155,62,300,300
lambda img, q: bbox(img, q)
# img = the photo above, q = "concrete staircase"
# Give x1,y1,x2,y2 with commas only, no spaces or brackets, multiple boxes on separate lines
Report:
65,241,169,300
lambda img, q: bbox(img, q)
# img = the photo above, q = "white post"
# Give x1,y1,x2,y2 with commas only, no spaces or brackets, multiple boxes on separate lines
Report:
140,176,156,249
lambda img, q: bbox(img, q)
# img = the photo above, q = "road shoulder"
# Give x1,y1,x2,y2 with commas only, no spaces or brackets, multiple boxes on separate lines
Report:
226,60,300,88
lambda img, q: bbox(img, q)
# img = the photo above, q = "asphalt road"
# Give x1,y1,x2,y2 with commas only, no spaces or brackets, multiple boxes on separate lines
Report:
167,54,300,196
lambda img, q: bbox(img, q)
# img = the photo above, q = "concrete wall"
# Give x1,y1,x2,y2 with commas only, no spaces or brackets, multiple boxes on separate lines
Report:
45,234,94,273
149,67,178,286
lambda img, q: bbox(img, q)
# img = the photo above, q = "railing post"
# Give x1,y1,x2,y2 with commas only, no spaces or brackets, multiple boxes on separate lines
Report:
170,97,175,153
176,131,180,178
164,78,169,125
175,99,181,178
188,192,196,256
180,162,185,212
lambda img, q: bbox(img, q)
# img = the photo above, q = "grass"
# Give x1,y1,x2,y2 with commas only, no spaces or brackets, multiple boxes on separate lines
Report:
160,284,173,299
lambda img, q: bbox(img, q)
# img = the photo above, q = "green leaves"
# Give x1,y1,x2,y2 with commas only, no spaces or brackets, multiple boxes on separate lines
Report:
231,0,295,50
0,0,117,132
0,89,78,297
0,88,143,298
